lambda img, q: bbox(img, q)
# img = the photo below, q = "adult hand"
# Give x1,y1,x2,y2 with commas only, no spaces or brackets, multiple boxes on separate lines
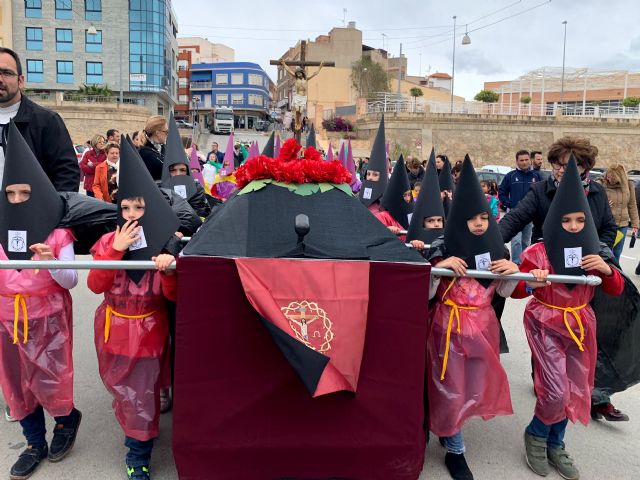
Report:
388,225,401,235
633,227,638,236
581,254,612,276
152,254,176,274
526,268,550,289
436,256,467,276
29,243,55,261
112,220,141,252
489,259,519,275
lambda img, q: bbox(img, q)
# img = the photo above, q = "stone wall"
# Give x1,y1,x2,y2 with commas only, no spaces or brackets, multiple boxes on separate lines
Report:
30,97,151,144
353,112,640,169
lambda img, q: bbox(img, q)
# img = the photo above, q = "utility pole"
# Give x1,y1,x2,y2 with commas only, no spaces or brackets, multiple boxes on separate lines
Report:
560,20,568,109
450,15,457,114
397,43,403,111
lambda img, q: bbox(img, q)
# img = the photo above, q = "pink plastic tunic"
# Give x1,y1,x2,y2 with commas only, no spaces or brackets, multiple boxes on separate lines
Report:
0,228,75,420
427,277,513,436
519,242,610,425
89,232,172,441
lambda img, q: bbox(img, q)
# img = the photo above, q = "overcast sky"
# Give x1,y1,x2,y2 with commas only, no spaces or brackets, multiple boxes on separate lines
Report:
174,0,640,101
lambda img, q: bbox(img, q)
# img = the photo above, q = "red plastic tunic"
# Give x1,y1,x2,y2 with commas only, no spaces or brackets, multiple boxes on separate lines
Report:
88,232,176,441
427,276,513,436
513,242,623,425
0,228,75,420
368,204,407,241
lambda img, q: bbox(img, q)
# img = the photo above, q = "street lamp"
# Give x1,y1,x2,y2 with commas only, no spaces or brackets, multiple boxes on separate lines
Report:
450,15,457,114
462,25,471,45
560,20,568,109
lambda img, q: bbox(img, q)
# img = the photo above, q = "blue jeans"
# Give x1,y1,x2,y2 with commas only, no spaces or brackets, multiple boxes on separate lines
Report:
511,222,533,264
19,405,76,448
612,227,627,262
443,430,465,454
125,436,154,467
526,415,568,449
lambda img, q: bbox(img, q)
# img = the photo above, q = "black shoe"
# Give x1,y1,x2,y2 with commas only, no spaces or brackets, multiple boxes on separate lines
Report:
636,262,640,276
48,409,82,462
439,436,446,448
444,452,474,480
9,444,48,480
127,465,151,480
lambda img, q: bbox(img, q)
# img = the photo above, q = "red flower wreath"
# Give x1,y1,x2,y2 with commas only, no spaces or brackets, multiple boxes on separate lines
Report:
235,138,352,188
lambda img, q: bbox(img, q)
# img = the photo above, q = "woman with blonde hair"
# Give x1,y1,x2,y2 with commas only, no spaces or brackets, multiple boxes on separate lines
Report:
601,163,639,261
79,133,106,197
138,115,168,180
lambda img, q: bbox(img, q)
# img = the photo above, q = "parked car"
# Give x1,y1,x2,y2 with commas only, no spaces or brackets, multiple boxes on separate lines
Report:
74,144,88,162
479,164,512,174
255,120,271,132
476,170,506,186
175,119,194,129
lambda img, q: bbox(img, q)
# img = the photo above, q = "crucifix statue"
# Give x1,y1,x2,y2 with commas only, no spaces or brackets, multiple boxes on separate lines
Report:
271,40,335,143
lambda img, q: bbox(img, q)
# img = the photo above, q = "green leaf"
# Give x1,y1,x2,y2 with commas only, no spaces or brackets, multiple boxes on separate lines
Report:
238,179,271,195
294,183,320,196
319,183,333,193
331,183,354,196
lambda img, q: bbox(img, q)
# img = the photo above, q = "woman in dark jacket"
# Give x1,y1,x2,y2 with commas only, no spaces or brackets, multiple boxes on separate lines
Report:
138,116,169,180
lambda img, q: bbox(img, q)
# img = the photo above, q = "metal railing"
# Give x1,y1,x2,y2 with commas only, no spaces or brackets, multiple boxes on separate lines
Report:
0,259,601,285
190,81,212,89
365,92,640,118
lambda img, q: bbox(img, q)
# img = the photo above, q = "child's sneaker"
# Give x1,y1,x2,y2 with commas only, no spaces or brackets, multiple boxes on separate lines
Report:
444,452,474,480
5,406,17,422
48,408,82,462
548,447,579,480
9,444,48,480
127,465,151,480
524,432,550,476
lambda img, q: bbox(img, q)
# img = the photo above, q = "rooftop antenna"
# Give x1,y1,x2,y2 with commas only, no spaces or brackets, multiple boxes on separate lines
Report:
381,33,387,51
343,8,347,27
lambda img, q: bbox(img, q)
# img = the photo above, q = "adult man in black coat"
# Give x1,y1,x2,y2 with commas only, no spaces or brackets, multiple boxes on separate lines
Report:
0,48,79,191
499,136,626,421
499,138,617,249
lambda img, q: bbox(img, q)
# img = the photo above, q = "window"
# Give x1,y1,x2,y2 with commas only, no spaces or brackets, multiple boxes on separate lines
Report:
177,60,188,71
216,94,228,105
178,78,187,87
231,73,243,85
248,94,263,106
26,27,43,51
56,60,74,83
55,0,72,19
25,0,42,18
56,29,73,52
26,59,43,83
86,62,103,84
248,74,262,86
85,0,101,21
215,73,228,85
231,93,243,105
178,95,188,103
85,30,102,53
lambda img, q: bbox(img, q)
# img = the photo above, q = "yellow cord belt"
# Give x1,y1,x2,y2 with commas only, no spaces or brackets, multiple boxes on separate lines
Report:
6,294,29,345
534,299,587,351
104,305,155,343
439,279,478,381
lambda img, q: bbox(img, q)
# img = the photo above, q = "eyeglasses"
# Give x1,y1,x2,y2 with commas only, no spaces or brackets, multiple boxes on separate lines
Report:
552,162,585,173
0,69,19,79
159,129,169,134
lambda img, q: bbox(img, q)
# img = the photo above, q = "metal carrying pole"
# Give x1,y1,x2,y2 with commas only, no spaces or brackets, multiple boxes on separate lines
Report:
0,260,602,285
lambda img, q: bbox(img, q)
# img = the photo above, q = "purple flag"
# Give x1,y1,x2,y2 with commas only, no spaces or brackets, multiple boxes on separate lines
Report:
338,140,346,167
189,139,205,184
246,141,259,161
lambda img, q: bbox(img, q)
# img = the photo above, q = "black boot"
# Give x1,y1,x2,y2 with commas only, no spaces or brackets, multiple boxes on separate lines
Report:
48,408,82,462
9,444,48,480
445,452,474,480
635,261,640,276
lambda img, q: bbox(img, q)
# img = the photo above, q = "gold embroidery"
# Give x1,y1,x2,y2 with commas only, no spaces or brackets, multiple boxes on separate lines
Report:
281,300,334,352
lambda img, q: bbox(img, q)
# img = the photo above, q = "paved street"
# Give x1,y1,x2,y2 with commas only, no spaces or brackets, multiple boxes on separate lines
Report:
0,244,638,479
199,128,290,155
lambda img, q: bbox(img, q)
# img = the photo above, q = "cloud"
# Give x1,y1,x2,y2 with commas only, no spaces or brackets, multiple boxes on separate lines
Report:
456,49,506,76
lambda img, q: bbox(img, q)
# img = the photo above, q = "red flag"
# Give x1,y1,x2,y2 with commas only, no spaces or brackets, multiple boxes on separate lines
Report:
235,258,369,397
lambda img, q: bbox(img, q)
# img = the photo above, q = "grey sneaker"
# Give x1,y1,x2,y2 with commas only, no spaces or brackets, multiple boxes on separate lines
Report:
524,432,550,476
548,447,580,480
5,406,17,422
